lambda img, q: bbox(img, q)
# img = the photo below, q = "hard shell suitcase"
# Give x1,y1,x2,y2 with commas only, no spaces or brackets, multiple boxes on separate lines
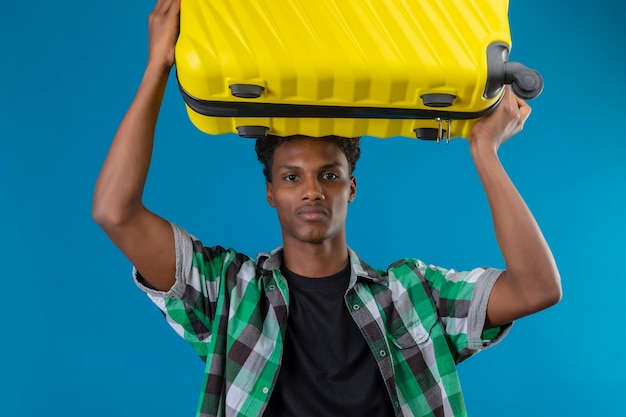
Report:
175,0,543,141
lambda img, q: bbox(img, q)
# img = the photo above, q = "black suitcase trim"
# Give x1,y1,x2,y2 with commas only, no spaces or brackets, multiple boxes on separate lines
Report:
177,82,502,121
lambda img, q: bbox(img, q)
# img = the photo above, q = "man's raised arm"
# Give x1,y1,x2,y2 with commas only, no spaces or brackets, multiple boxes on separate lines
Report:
92,0,181,291
468,88,562,328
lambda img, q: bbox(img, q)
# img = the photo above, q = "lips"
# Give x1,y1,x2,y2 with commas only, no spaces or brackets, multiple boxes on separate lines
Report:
296,205,328,221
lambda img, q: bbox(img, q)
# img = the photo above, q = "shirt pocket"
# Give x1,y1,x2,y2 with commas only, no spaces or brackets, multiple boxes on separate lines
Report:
387,313,435,349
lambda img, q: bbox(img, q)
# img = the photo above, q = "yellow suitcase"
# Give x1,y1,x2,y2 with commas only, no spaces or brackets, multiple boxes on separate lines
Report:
175,0,543,141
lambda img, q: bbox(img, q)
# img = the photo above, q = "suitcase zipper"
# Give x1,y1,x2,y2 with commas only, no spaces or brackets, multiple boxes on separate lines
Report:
178,82,501,122
178,81,505,141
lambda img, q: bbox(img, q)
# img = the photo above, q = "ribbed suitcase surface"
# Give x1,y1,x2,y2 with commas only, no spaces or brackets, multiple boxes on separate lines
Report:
176,0,541,140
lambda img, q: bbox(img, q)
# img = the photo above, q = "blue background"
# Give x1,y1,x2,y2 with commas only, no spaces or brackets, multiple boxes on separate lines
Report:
1,0,625,415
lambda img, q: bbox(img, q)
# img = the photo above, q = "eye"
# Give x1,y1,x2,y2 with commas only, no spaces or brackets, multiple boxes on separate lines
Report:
283,174,298,182
322,172,339,180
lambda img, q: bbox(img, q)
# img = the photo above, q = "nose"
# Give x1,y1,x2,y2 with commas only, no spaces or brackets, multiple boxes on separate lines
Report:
302,177,325,201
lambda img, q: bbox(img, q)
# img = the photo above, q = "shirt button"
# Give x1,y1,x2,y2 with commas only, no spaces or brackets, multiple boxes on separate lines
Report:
379,349,387,357
268,285,276,291
262,387,269,394
352,304,360,311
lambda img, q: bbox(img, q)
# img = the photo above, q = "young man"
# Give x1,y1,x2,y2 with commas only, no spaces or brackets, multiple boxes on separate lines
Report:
92,0,562,416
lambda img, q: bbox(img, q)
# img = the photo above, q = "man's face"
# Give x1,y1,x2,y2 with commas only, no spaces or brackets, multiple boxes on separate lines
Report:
266,137,356,247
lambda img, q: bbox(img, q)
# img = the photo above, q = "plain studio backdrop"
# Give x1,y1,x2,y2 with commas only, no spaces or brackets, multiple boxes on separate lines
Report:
1,1,624,415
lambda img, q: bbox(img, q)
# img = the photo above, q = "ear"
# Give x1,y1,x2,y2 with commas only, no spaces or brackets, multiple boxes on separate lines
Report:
266,181,275,207
348,176,357,203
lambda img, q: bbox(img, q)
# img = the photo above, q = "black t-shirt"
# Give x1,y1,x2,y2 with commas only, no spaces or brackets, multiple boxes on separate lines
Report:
263,263,395,417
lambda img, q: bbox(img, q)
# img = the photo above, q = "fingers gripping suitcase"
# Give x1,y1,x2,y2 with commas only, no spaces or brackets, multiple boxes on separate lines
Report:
175,0,543,141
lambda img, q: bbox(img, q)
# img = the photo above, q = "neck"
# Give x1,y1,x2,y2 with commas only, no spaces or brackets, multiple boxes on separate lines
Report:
282,239,349,278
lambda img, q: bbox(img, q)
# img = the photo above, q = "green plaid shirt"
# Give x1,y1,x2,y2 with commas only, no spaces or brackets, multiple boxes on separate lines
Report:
135,223,510,417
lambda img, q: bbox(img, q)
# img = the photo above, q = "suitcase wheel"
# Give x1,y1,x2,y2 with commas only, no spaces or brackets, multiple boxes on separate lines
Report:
229,84,265,99
236,125,269,138
421,94,456,108
504,62,544,100
485,42,544,100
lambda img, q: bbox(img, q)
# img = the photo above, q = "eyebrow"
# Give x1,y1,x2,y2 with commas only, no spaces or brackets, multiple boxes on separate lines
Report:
277,162,344,171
